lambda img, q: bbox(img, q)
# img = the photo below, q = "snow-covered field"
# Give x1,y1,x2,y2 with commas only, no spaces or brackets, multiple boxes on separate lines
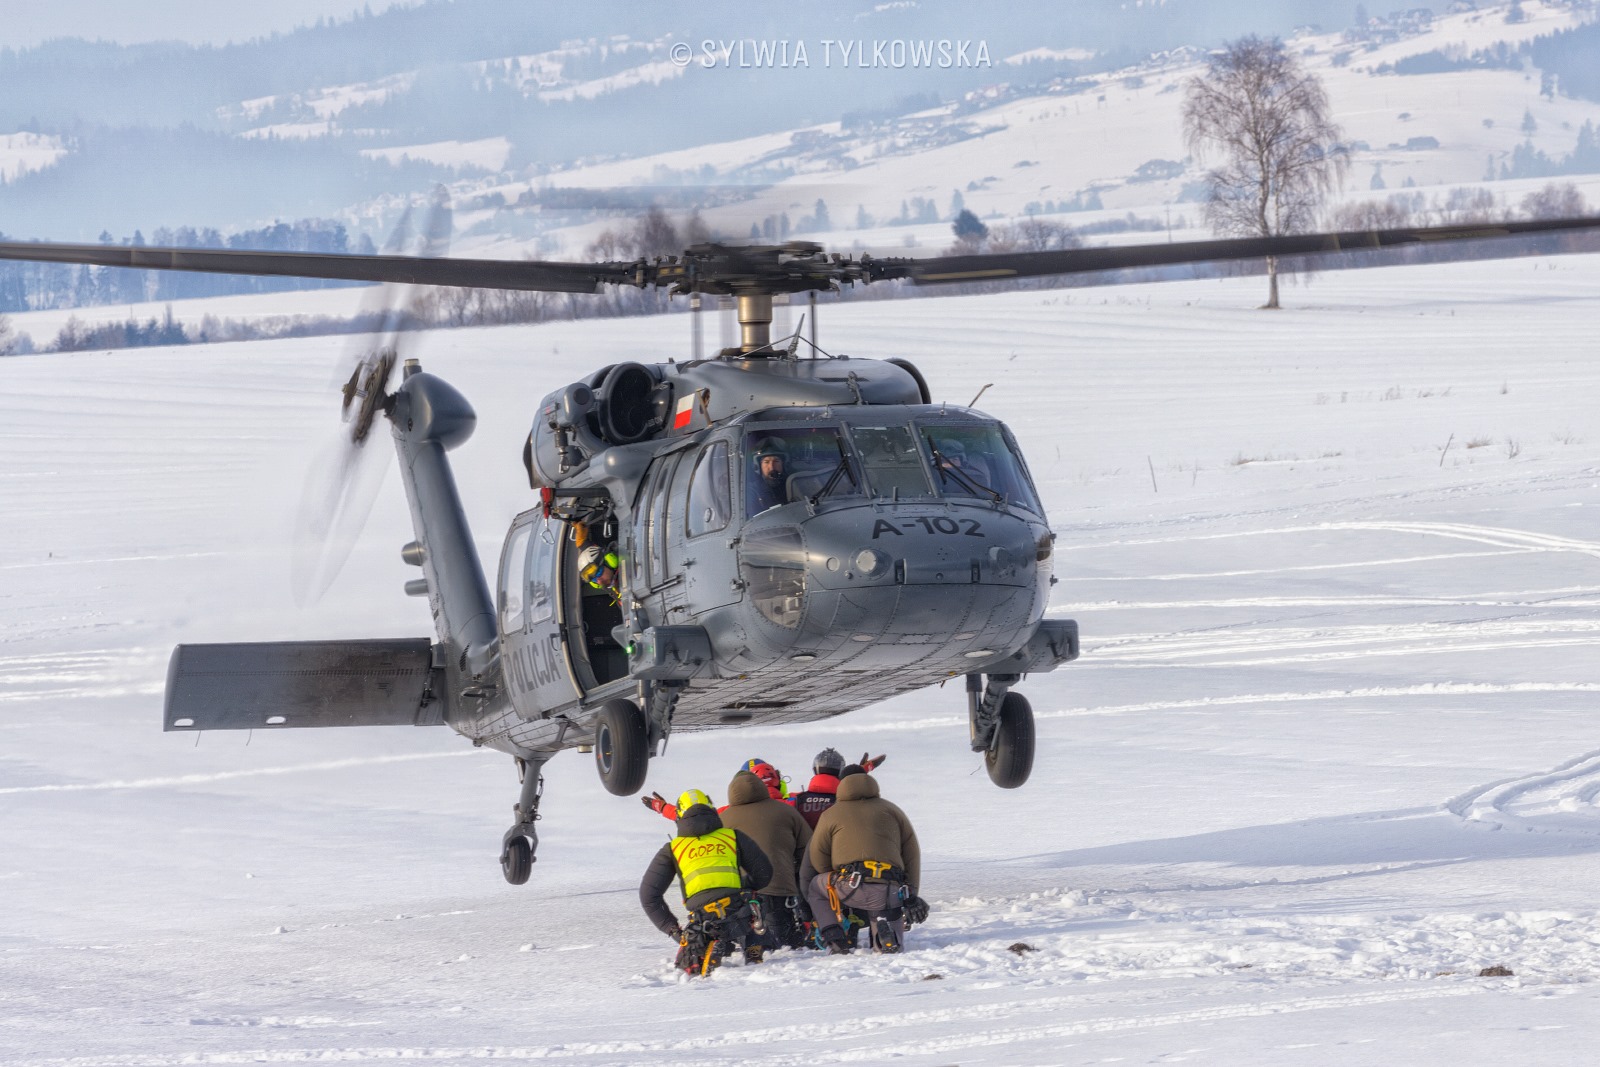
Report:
4,253,1600,1064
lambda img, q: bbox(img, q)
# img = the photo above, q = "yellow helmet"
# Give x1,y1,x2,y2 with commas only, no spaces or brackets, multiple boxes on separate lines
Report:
676,788,713,814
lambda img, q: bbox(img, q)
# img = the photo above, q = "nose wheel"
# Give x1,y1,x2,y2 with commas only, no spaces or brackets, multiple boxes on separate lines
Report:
968,674,1035,788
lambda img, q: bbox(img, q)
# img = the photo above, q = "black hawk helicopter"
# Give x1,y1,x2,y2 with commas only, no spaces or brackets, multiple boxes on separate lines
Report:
3,211,1598,884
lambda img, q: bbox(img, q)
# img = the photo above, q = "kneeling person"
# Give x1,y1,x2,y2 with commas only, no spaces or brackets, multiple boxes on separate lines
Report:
640,789,773,976
802,766,928,954
718,770,813,951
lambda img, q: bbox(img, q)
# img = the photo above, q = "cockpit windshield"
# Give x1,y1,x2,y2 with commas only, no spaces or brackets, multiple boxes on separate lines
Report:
744,427,861,516
918,422,1044,514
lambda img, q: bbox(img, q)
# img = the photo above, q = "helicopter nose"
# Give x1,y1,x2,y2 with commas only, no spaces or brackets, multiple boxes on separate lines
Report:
771,506,1050,667
802,507,1042,589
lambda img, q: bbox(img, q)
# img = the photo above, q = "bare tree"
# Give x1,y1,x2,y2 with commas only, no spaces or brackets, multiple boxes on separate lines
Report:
1521,181,1587,219
1183,36,1348,308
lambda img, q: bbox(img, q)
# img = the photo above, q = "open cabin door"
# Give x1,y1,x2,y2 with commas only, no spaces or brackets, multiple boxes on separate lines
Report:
558,507,629,695
499,515,579,718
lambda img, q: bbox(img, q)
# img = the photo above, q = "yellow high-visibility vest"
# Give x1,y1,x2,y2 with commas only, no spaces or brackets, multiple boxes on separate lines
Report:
670,827,742,901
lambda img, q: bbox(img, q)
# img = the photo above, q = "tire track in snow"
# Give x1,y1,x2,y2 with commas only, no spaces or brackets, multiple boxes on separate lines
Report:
0,648,169,704
1067,520,1600,558
827,986,1483,1061
1084,617,1600,669
16,986,1483,1066
0,751,476,796
1447,747,1600,835
741,682,1600,740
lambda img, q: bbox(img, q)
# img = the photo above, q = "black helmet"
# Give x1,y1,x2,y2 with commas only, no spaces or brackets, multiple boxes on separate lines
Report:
941,438,966,460
813,747,845,777
754,437,787,462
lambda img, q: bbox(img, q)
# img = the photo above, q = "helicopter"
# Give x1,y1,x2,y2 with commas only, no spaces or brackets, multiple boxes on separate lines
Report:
3,211,1598,885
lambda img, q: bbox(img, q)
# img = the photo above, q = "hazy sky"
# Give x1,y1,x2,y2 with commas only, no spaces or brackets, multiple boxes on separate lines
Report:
2,0,412,49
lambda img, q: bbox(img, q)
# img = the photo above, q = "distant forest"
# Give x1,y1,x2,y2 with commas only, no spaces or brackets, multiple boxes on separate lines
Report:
0,219,373,312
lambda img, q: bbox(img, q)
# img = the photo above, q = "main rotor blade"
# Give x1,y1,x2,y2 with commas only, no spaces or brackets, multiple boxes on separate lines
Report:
0,240,627,294
892,216,1600,285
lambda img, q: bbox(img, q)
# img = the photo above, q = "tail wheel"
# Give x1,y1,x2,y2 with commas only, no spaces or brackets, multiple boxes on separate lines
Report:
985,691,1035,789
501,836,532,885
594,698,649,796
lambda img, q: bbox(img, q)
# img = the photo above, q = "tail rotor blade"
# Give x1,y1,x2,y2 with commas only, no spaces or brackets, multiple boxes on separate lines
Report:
291,189,453,605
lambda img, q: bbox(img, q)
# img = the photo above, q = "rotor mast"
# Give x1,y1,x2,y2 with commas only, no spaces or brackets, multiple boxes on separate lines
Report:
736,293,774,354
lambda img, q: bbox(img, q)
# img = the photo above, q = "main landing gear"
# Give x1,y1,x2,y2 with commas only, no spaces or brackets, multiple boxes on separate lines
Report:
593,697,650,796
593,683,683,796
500,754,548,885
967,673,1035,789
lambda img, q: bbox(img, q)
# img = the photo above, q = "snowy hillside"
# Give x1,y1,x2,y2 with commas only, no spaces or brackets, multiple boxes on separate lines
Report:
4,251,1600,1063
4,1,1599,247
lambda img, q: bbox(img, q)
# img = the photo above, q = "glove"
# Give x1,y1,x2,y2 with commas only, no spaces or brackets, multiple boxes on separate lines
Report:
666,923,683,941
860,752,887,773
642,791,669,814
903,895,930,927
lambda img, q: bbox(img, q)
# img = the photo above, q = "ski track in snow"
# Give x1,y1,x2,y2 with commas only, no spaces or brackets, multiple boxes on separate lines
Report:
1448,747,1600,835
0,751,476,795
9,988,1488,1065
1067,520,1600,559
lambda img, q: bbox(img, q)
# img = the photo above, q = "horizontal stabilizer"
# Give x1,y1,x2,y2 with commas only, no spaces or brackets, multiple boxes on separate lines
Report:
164,639,442,731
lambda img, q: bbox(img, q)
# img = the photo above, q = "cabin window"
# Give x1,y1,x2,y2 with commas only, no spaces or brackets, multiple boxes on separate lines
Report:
686,441,732,538
744,427,860,516
527,526,556,624
849,425,934,500
918,422,1044,514
646,452,682,586
499,525,532,633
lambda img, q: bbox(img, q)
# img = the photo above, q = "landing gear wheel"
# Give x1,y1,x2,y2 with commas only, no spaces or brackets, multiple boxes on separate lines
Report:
501,836,532,885
594,698,649,796
985,691,1034,789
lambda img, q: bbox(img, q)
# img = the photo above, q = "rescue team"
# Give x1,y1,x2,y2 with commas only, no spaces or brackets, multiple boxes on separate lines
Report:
638,748,929,977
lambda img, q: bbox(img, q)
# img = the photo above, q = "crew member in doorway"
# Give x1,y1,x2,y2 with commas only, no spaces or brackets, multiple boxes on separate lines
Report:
578,543,621,604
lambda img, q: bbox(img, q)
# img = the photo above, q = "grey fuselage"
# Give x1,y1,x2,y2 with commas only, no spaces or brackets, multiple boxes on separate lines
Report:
394,354,1070,762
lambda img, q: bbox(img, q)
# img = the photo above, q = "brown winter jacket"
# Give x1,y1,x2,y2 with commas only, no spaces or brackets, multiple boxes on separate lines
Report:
806,772,921,891
716,770,812,898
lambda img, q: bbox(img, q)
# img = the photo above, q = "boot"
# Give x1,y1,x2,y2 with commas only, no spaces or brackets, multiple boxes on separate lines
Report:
872,915,901,954
744,944,764,965
818,924,852,955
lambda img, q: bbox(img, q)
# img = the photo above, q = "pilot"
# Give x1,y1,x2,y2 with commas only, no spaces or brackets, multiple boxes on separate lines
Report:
748,438,789,514
639,788,774,974
578,543,621,603
935,438,968,474
800,765,928,955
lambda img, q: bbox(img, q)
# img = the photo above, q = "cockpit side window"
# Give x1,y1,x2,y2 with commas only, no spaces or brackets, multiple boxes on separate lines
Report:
744,427,860,516
686,441,732,538
919,422,1044,514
